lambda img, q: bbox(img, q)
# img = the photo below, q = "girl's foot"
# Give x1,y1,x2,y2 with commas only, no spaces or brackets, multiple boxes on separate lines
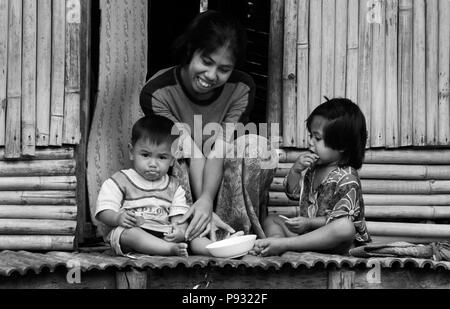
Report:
170,243,189,257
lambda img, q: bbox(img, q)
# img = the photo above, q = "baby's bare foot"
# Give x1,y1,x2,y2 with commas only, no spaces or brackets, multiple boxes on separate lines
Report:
171,243,188,257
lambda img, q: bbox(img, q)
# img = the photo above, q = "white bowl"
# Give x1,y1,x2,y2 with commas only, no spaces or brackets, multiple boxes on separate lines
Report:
206,235,257,259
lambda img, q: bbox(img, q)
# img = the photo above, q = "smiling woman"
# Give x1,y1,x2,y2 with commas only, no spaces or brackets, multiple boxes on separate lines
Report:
140,10,276,255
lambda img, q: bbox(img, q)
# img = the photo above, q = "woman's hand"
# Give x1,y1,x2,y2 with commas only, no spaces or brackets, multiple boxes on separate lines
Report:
292,152,319,173
116,210,137,229
283,216,311,235
199,213,236,241
177,196,213,241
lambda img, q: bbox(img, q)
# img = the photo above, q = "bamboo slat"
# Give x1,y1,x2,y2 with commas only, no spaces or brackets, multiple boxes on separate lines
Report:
412,0,426,146
22,0,37,156
438,0,450,145
268,192,450,206
0,219,76,235
370,235,449,244
269,205,450,220
278,148,450,164
321,0,335,99
371,0,385,147
296,0,309,148
267,0,284,133
0,0,7,146
50,0,66,146
0,205,77,220
357,0,372,146
36,0,52,146
0,191,76,205
334,0,347,98
63,0,81,145
5,0,22,159
364,205,450,220
275,164,450,180
398,0,413,146
0,176,77,190
0,235,75,251
0,147,75,160
363,194,450,206
0,159,76,176
385,0,399,147
426,0,439,145
361,180,450,195
282,0,298,147
366,221,450,238
346,0,359,103
269,177,450,194
308,0,322,111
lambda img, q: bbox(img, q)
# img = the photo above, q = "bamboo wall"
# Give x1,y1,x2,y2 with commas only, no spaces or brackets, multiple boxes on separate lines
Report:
0,0,82,159
0,0,87,251
269,0,450,148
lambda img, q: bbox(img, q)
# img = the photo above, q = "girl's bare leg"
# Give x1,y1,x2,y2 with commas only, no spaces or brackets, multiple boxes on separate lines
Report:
120,228,188,257
263,214,297,238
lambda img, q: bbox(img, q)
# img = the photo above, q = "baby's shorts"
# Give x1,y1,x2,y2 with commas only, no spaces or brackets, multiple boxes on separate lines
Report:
106,226,127,256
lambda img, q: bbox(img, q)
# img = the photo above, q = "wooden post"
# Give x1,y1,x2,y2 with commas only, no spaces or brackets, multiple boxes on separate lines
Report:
116,269,148,289
5,0,22,159
296,0,309,148
267,0,284,140
328,270,355,289
412,0,426,146
426,0,439,145
0,0,7,146
36,0,52,146
385,0,399,147
22,0,37,156
282,0,298,147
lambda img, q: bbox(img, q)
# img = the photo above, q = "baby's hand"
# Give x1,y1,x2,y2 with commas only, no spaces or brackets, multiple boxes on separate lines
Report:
292,152,319,173
117,210,137,229
164,224,186,243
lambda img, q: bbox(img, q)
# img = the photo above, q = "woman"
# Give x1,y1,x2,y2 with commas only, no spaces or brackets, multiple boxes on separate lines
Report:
140,10,276,251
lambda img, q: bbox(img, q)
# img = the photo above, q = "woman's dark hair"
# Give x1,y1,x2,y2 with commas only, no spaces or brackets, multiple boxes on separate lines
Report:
173,10,247,67
306,98,368,170
132,114,177,147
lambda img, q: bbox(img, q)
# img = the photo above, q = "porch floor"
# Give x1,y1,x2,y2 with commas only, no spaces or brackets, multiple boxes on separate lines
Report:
1,249,450,289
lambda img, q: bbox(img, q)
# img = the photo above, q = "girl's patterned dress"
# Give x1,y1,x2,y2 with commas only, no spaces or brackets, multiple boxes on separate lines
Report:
285,166,371,244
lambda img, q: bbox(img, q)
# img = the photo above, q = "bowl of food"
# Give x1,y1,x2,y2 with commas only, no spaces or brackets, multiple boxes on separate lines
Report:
206,234,257,259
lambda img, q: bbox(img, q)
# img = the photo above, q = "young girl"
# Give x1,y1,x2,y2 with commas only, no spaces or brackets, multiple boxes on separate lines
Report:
140,10,275,249
253,98,371,256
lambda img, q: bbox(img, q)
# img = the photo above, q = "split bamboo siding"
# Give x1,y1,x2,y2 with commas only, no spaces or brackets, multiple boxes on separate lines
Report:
271,0,450,148
0,0,84,250
0,0,82,159
0,148,77,250
269,149,450,243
